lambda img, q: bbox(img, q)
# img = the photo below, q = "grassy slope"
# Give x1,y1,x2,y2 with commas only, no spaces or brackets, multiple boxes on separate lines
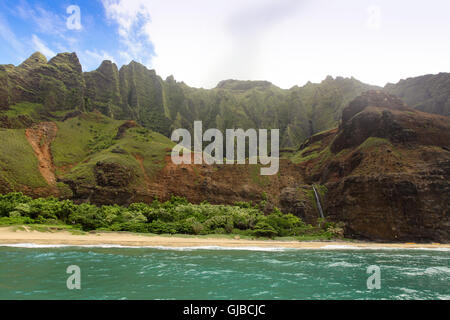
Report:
0,128,47,188
0,104,175,192
52,112,122,167
52,112,174,189
288,130,407,181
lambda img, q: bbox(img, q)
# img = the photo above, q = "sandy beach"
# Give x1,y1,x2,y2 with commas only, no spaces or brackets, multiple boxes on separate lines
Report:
0,226,448,249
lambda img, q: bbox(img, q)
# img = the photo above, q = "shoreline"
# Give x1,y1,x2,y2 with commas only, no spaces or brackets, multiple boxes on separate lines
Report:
0,227,449,250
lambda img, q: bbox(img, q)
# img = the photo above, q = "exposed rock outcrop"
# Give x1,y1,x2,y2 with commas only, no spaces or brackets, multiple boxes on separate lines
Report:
385,72,450,116
303,91,450,242
25,122,58,186
332,91,450,153
1,53,449,242
0,52,85,112
115,120,138,139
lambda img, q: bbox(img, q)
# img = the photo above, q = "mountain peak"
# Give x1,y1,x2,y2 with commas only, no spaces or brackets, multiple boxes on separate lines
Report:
19,52,47,69
342,90,408,124
48,52,82,72
166,75,176,83
97,60,118,74
128,60,146,68
216,79,273,90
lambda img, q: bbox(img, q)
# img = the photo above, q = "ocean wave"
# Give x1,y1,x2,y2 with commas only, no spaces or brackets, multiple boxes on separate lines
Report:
0,243,290,252
146,246,291,252
1,243,449,252
403,266,450,276
328,261,361,268
424,266,450,275
0,243,74,248
320,245,450,252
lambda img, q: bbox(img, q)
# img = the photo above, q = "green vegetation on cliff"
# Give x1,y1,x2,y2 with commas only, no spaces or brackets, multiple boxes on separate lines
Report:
53,112,174,193
52,112,123,167
1,52,380,148
385,73,450,116
0,129,47,188
0,193,343,239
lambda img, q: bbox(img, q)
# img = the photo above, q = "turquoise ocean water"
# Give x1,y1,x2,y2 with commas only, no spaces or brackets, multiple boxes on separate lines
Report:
0,245,448,300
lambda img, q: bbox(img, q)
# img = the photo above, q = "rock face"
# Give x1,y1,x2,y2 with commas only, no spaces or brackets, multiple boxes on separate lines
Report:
139,158,306,213
115,120,138,139
332,91,450,154
325,171,449,242
385,72,450,117
1,51,448,146
66,91,445,243
1,53,449,242
61,161,136,206
1,52,381,147
0,52,85,113
303,91,450,242
25,122,58,186
94,161,133,188
216,80,274,91
84,60,122,118
118,61,171,135
279,186,318,224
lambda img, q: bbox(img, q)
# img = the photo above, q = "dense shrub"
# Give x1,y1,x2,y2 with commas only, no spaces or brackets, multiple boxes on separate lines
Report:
0,193,342,238
0,193,32,217
252,222,278,238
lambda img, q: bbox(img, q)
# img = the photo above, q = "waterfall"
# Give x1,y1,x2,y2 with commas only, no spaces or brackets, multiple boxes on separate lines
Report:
312,186,325,219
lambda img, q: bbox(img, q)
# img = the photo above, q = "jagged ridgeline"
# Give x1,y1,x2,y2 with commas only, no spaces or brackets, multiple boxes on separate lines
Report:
385,72,450,117
3,52,449,146
1,51,383,147
1,52,450,242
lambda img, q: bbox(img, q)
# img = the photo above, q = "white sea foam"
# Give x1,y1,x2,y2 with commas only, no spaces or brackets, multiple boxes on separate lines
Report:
398,287,419,294
320,245,450,252
320,245,375,250
424,266,450,275
145,246,290,252
1,243,74,248
0,243,289,252
1,243,449,252
328,261,360,268
404,266,450,276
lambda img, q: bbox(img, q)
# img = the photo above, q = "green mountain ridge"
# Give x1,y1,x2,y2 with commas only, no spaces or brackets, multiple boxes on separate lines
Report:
1,52,381,148
0,52,449,242
385,72,450,116
2,52,448,148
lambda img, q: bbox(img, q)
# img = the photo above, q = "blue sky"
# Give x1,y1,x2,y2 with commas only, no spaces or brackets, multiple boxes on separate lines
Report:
0,0,449,89
0,0,155,71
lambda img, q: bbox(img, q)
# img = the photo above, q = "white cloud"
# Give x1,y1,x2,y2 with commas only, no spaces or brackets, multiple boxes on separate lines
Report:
66,5,82,31
102,0,154,66
31,34,56,58
0,14,24,55
16,2,66,37
102,0,450,88
84,50,116,63
366,5,382,31
79,50,117,70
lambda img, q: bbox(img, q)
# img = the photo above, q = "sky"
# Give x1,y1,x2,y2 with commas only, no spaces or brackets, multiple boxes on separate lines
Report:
0,0,449,89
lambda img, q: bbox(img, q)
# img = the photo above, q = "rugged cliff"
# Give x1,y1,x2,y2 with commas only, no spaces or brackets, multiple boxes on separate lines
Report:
0,52,449,242
385,73,450,117
1,52,379,147
293,91,450,242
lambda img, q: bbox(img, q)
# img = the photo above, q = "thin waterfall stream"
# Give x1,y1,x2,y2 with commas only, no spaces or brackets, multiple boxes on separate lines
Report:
312,186,325,219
